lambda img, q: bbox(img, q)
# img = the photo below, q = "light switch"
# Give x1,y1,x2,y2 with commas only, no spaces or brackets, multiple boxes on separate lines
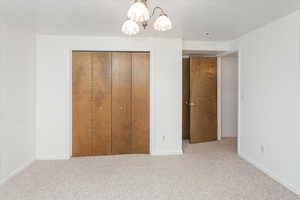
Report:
241,94,245,101
0,88,6,119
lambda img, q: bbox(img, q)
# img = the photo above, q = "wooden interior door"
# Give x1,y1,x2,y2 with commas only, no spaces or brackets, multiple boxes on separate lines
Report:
189,56,217,143
111,52,132,154
92,52,112,155
131,53,150,153
182,57,190,140
72,52,93,156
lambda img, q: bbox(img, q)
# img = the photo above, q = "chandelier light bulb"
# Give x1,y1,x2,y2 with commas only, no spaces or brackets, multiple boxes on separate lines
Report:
122,19,140,35
154,15,172,31
127,1,150,22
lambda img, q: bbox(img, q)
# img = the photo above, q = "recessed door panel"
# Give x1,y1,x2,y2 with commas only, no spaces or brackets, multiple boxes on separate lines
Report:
92,52,112,155
131,53,150,153
72,52,93,156
112,52,132,154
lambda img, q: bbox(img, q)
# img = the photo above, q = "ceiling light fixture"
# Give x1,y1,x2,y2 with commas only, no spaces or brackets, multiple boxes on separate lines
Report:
122,19,140,35
122,0,172,35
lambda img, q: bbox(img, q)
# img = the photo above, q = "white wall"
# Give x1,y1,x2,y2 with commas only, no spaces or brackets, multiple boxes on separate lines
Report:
234,10,300,195
35,36,182,159
220,53,238,138
0,20,36,183
183,41,231,52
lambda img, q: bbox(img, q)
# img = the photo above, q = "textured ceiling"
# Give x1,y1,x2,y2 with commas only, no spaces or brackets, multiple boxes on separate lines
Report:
2,0,300,40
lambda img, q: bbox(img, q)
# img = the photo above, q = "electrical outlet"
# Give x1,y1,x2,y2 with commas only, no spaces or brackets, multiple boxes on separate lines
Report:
260,145,264,153
162,136,166,142
0,88,5,106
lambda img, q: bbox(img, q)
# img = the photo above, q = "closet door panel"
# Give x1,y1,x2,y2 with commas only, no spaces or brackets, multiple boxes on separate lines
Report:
72,52,93,156
131,53,150,153
112,52,132,154
92,52,112,155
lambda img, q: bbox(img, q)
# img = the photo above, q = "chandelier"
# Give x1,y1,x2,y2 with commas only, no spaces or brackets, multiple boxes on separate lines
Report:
122,0,172,35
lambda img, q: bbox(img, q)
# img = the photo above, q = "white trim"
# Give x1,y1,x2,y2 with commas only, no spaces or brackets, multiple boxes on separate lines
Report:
237,50,241,155
217,57,222,140
0,159,34,185
151,148,183,156
36,155,71,160
68,49,73,159
218,51,240,152
217,50,238,57
67,49,154,157
240,155,300,196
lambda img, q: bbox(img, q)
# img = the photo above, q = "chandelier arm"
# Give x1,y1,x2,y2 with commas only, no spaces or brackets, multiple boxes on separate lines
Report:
150,6,167,18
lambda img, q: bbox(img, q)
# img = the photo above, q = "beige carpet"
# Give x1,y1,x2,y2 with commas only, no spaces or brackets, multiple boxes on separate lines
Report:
0,138,299,200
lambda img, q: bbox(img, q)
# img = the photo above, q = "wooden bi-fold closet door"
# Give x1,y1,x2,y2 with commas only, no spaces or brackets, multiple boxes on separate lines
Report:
111,52,132,154
131,53,150,154
111,52,149,154
72,52,93,156
72,52,112,156
92,52,112,155
72,51,149,156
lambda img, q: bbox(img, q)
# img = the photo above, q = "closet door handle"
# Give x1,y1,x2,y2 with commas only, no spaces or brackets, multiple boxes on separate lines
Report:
189,102,196,106
185,101,196,106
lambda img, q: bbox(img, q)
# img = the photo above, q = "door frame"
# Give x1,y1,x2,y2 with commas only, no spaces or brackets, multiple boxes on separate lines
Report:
217,50,240,153
217,57,222,141
68,50,151,158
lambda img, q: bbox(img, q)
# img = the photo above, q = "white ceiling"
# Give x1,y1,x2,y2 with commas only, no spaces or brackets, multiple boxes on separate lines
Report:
2,0,300,41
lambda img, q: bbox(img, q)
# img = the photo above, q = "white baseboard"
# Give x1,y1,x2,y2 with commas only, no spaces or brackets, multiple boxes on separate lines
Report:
37,151,184,158
0,159,34,185
36,155,71,160
151,148,183,156
240,155,300,196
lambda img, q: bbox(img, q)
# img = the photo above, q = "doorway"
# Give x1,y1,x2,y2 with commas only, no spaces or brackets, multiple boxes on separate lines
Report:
182,52,239,153
219,53,239,148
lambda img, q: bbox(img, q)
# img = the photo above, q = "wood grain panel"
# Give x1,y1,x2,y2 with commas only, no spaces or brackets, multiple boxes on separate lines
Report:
189,57,217,143
182,57,190,140
92,52,112,155
72,52,93,156
111,52,132,154
131,53,150,153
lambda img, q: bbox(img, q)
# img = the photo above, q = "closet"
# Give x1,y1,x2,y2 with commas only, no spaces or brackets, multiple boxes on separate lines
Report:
72,51,149,156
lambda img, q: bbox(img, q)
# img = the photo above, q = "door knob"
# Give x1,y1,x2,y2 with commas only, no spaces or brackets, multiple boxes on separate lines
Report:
185,101,196,106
